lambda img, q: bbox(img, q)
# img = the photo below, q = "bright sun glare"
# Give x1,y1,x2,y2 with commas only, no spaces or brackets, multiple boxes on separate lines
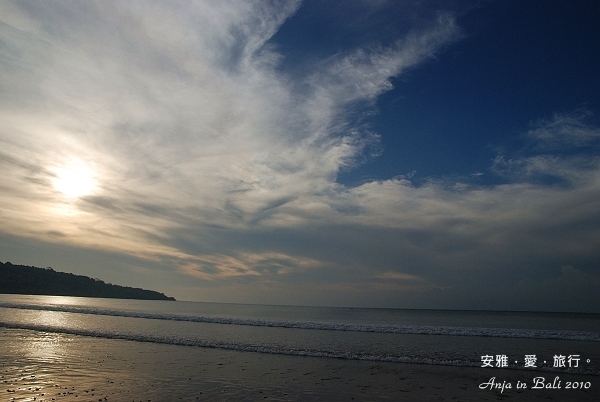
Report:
52,159,97,199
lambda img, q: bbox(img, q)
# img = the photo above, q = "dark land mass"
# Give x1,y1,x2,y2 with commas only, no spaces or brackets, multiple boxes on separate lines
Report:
0,261,176,301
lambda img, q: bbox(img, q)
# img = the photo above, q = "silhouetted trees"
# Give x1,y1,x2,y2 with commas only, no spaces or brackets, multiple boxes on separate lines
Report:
0,261,175,300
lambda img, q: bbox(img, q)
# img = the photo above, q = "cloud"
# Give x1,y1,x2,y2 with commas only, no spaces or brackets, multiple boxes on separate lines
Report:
177,251,322,281
308,14,458,107
509,265,600,312
492,111,600,184
0,1,599,309
373,271,425,281
527,110,600,150
0,0,459,237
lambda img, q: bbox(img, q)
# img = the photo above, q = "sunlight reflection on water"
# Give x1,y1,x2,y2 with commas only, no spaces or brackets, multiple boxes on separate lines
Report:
20,329,66,363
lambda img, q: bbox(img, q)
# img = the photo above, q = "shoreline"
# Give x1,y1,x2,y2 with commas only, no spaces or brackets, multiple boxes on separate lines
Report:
1,328,598,401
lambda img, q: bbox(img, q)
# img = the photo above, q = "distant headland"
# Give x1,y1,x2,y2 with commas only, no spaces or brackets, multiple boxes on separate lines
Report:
0,261,176,301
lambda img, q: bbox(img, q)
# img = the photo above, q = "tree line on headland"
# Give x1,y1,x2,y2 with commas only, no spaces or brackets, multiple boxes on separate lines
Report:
0,261,176,300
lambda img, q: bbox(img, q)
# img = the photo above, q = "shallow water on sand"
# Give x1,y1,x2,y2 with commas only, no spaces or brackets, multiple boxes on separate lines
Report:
0,295,599,400
1,295,599,374
1,328,599,401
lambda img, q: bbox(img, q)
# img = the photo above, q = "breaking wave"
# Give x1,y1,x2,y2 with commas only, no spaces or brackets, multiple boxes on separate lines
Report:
1,302,598,342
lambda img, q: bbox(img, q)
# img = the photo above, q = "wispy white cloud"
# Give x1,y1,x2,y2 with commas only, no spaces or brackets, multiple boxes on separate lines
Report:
527,110,600,150
0,0,459,236
492,111,600,183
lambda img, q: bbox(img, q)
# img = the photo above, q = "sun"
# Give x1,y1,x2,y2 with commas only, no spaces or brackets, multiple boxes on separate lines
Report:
52,159,98,199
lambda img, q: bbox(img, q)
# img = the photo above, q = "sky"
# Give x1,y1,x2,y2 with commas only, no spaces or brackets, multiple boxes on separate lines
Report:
1,0,599,311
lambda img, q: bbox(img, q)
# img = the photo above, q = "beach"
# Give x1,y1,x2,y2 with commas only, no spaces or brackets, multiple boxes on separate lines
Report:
1,328,598,401
1,3,599,400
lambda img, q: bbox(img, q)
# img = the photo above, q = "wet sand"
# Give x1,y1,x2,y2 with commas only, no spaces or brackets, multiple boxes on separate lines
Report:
1,328,598,401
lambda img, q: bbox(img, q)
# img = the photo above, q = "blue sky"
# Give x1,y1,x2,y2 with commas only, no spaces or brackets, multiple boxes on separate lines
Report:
1,0,599,311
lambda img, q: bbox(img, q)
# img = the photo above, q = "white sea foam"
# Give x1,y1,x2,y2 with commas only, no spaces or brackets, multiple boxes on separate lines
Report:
1,302,599,342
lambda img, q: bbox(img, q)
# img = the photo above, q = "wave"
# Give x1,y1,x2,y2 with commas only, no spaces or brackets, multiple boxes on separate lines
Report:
0,302,599,342
1,321,598,376
0,320,470,365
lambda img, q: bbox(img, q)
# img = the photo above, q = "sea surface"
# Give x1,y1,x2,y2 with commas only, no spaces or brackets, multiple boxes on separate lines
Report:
0,294,599,376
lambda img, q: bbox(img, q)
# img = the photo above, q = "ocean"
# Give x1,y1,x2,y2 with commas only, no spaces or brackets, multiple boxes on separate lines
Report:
0,294,599,400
